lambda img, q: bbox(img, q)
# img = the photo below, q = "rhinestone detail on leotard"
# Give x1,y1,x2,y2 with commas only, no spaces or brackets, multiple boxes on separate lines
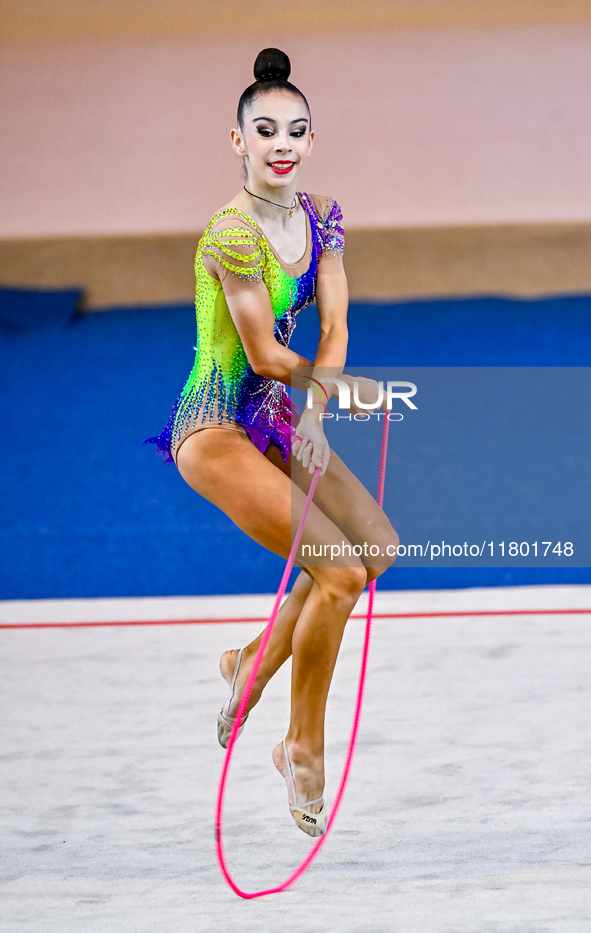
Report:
144,194,344,462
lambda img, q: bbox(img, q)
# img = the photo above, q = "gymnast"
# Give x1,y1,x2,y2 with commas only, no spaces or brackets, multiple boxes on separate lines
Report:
146,48,398,837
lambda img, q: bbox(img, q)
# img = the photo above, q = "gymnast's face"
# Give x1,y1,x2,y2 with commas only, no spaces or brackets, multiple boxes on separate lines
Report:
231,90,314,190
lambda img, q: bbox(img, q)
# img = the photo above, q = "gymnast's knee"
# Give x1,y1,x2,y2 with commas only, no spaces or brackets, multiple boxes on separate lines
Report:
366,525,399,582
317,564,367,607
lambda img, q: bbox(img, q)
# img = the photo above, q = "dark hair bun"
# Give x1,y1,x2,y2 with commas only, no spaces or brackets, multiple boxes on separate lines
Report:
253,48,291,83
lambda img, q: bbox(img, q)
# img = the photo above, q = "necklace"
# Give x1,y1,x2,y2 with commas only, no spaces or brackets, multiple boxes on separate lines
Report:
243,186,298,219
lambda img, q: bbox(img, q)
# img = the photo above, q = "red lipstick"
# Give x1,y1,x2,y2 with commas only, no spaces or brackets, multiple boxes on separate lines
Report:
269,161,295,175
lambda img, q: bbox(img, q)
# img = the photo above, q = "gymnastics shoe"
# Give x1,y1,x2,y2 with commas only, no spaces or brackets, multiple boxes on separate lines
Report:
280,740,327,838
217,648,249,749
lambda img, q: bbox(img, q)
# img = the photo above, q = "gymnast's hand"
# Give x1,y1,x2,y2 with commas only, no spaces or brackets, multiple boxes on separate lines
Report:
292,406,330,476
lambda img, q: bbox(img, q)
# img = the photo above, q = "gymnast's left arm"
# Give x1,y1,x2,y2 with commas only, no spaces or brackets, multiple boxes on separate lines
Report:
309,253,386,414
291,252,348,470
313,251,349,373
309,253,385,411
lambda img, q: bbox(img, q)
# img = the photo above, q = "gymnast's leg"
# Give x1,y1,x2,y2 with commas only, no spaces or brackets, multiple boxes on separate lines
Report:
220,438,400,717
219,569,313,714
176,427,367,809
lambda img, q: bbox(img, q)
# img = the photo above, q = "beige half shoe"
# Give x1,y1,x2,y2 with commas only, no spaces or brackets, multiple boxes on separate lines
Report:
281,739,327,838
217,648,249,749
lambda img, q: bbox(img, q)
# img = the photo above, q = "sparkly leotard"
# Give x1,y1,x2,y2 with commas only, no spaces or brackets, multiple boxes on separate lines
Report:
145,192,344,464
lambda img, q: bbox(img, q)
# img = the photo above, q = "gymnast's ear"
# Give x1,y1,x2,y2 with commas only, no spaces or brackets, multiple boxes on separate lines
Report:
230,126,247,158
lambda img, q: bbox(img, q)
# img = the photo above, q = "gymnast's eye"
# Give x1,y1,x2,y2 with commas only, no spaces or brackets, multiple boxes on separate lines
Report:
257,127,274,137
291,128,306,138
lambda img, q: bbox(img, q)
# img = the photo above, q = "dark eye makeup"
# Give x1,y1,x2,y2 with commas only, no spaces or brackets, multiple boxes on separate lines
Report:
256,125,307,138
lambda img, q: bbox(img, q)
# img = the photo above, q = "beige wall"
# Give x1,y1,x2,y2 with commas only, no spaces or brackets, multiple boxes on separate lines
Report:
3,224,591,309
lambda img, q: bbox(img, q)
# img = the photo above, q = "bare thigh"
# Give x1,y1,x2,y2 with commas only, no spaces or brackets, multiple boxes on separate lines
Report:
266,441,399,570
175,428,366,574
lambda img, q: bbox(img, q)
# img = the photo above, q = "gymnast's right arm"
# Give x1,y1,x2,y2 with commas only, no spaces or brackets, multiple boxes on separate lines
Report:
200,224,313,386
222,275,312,383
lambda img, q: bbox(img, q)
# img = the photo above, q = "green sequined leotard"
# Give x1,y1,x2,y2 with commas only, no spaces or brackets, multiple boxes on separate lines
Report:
145,192,344,463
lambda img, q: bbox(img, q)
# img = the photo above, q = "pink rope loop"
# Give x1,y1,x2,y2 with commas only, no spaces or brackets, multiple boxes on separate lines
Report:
215,416,390,898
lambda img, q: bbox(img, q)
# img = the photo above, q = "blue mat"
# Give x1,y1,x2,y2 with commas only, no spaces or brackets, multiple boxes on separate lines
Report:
1,294,590,599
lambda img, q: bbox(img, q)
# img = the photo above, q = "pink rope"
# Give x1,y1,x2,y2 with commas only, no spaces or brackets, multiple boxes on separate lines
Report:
215,416,390,899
